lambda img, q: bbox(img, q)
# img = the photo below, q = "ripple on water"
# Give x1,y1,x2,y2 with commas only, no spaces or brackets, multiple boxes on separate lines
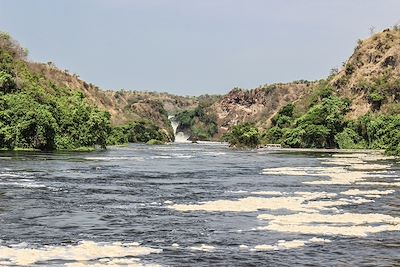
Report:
1,146,399,266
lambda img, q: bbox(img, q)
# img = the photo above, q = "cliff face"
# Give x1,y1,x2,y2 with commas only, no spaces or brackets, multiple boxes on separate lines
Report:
208,82,312,137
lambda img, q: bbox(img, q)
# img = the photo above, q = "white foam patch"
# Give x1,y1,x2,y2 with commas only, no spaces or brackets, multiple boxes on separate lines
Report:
332,153,395,161
349,164,392,170
257,212,400,237
239,245,249,250
308,237,331,243
168,192,371,213
263,152,392,185
262,166,371,185
357,182,400,187
320,158,366,166
190,244,215,252
0,181,47,189
252,237,330,252
341,189,395,197
0,241,161,266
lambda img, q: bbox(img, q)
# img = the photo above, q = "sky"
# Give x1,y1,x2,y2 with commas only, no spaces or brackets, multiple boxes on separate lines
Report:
0,0,400,96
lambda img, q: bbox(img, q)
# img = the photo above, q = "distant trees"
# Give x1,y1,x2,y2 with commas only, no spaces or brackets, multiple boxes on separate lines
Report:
107,121,169,145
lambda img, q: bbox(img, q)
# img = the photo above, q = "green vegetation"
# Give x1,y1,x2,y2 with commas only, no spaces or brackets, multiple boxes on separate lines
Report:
226,81,400,156
0,85,111,151
2,30,400,156
0,32,167,151
223,123,260,148
107,121,168,146
0,32,110,150
146,139,165,145
175,103,218,140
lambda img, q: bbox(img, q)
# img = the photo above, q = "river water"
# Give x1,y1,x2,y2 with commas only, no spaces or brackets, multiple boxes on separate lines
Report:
0,143,399,266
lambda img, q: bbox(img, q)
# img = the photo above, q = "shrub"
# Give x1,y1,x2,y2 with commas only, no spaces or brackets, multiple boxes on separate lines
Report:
335,128,366,149
223,123,260,148
147,139,164,145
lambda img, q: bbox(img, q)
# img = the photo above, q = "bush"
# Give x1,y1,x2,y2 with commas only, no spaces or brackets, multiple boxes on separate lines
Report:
0,71,16,93
107,121,168,145
147,139,164,145
223,123,260,148
335,128,366,149
368,90,385,110
293,96,350,148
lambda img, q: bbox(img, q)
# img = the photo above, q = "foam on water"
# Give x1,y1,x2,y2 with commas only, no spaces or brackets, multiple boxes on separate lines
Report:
170,152,399,245
357,181,400,187
1,146,399,265
252,237,331,252
341,189,395,197
168,192,372,213
257,207,400,237
0,241,161,266
190,244,215,252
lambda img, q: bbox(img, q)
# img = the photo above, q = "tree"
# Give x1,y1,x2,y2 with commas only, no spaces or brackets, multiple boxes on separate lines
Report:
224,123,260,148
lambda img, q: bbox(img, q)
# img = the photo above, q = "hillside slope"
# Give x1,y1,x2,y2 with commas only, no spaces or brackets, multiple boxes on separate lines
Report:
0,32,199,148
27,62,199,137
221,27,400,155
331,28,400,118
177,27,400,142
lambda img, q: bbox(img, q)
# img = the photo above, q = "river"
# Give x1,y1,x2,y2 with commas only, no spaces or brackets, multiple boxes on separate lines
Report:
0,143,399,266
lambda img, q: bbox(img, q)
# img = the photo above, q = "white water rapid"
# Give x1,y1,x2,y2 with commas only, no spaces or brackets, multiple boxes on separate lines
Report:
168,116,190,143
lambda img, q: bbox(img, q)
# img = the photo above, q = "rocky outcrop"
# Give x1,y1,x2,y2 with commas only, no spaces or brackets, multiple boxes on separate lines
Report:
206,82,312,138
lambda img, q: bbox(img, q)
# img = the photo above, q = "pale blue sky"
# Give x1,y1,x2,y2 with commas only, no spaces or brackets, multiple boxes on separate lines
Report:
0,0,399,95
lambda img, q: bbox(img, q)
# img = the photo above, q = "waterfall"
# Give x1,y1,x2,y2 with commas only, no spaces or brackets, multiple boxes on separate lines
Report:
168,116,190,143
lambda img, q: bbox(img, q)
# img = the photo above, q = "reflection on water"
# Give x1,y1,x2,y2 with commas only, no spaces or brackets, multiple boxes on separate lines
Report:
0,144,399,266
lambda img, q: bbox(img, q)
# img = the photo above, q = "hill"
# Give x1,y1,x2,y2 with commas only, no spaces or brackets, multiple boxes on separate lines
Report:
331,27,400,118
219,27,400,155
0,32,198,149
